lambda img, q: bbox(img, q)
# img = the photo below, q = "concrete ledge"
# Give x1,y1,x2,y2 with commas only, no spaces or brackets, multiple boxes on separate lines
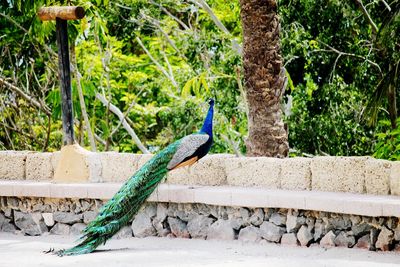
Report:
1,152,399,197
1,181,400,217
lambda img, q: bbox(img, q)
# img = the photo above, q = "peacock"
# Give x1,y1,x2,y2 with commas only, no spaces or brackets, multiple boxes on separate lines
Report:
51,99,214,256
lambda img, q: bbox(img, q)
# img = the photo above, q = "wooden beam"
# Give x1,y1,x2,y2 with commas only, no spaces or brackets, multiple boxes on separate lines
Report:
37,6,85,21
56,18,75,145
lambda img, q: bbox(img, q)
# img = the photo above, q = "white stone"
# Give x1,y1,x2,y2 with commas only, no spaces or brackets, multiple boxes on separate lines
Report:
281,233,298,246
376,226,394,251
207,220,235,241
53,212,82,224
286,213,304,233
131,212,156,238
83,211,97,224
249,208,264,226
364,158,391,195
187,214,214,239
260,221,285,242
389,161,400,196
190,154,234,186
50,223,70,235
156,203,168,222
320,230,336,248
226,157,281,188
238,226,262,243
100,152,141,182
311,157,367,193
0,151,31,179
14,211,47,236
297,225,313,246
26,153,53,180
53,144,102,183
269,212,286,226
137,154,154,168
42,213,55,227
334,231,355,247
70,223,86,236
113,226,133,239
281,158,311,190
168,217,189,238
166,154,234,186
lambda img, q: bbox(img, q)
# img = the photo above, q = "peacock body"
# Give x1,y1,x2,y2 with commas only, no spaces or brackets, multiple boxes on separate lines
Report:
54,99,214,256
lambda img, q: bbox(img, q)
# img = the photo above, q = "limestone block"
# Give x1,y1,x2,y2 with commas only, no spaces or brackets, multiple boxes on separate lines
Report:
281,158,311,190
226,157,281,188
311,157,367,193
51,151,60,172
100,152,142,182
167,154,234,186
0,151,32,180
189,154,233,186
365,158,391,195
137,154,154,168
53,144,102,183
389,161,400,196
166,166,190,185
26,152,53,180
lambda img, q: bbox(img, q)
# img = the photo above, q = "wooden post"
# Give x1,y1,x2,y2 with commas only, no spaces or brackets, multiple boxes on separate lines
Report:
38,6,85,21
38,6,85,145
56,18,74,145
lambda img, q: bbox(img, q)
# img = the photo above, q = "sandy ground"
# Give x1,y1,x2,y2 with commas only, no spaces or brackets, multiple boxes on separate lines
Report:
0,233,400,267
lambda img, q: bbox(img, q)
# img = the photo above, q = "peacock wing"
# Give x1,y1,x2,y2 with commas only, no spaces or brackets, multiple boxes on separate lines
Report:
167,134,210,170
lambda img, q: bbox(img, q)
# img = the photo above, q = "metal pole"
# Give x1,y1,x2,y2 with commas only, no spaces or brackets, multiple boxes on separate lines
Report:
55,18,75,145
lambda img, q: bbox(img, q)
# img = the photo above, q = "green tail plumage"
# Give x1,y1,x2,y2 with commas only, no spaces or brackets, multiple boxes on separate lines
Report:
55,140,182,256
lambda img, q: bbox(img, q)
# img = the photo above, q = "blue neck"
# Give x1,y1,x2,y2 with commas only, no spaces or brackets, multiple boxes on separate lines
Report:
200,104,214,136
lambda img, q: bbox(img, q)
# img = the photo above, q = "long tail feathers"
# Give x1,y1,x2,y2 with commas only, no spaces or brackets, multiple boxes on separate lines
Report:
52,142,180,256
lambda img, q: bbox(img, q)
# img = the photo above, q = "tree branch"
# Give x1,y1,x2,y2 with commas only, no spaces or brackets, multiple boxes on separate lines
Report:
136,36,178,88
190,0,242,54
149,1,190,31
95,93,150,154
354,0,379,34
316,41,383,77
0,77,51,116
380,0,391,11
71,44,97,152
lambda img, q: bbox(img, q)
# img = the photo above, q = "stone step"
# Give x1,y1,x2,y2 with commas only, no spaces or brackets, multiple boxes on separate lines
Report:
1,181,400,217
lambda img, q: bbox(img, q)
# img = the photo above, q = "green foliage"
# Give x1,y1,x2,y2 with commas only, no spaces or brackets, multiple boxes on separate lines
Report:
374,119,400,160
0,0,398,159
1,0,245,153
287,75,374,156
279,0,399,158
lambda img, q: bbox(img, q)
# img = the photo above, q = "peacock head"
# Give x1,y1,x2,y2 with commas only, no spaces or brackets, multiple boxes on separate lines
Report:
200,98,214,135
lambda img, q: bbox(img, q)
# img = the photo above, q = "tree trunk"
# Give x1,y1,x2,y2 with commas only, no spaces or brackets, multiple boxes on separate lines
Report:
239,0,289,157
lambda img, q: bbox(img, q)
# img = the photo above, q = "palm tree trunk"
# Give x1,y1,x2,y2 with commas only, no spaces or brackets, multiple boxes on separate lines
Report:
239,0,289,157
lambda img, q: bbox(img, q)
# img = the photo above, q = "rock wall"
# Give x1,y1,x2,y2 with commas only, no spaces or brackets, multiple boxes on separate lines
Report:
1,196,400,251
1,151,400,196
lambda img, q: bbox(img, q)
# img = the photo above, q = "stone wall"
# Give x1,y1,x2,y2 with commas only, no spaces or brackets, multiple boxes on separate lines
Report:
1,196,400,251
1,151,400,196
